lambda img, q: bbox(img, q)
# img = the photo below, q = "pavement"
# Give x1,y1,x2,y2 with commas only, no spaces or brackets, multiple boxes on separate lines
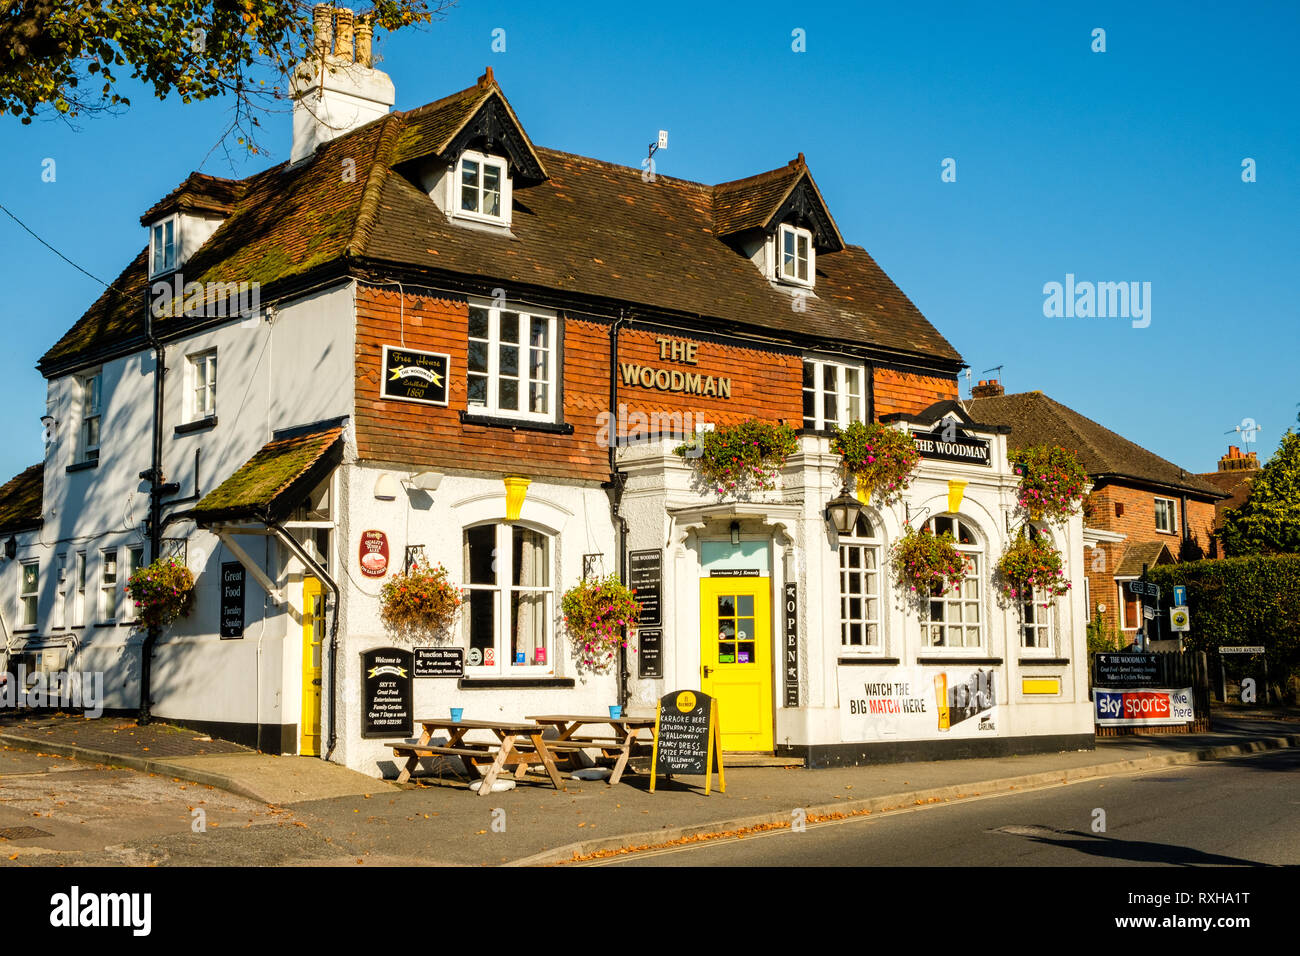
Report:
2,709,1299,866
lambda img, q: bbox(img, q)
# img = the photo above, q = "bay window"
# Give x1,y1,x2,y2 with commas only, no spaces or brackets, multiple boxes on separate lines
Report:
462,523,553,675
467,304,557,421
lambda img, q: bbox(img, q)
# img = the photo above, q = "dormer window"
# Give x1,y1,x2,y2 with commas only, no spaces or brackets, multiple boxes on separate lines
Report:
150,216,177,276
451,150,511,226
778,224,814,286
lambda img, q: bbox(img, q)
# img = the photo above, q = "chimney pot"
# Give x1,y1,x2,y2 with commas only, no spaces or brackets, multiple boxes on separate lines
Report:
355,14,373,67
312,4,333,57
971,379,1005,399
333,7,354,62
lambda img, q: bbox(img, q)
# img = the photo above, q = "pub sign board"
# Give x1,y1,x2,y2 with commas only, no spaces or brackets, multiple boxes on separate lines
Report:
637,628,663,680
381,345,450,406
783,582,799,707
910,424,991,467
1093,653,1161,687
651,690,725,795
359,530,389,578
414,647,464,678
628,549,662,626
219,562,245,639
361,647,413,739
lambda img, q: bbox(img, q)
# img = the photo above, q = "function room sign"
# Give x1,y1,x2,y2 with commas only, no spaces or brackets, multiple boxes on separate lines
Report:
910,424,991,467
381,345,450,406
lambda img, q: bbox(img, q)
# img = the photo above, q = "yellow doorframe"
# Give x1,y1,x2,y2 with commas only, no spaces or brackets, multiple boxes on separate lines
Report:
700,577,773,752
301,577,324,756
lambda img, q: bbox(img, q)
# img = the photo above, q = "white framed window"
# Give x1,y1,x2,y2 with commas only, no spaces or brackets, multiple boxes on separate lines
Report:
802,357,864,430
450,150,510,226
839,512,882,652
1154,497,1177,534
150,216,177,276
78,371,102,464
461,523,553,675
924,515,984,649
466,303,557,421
1018,526,1055,651
73,551,87,626
1118,580,1141,631
122,546,143,623
188,350,217,421
52,553,67,630
19,561,38,629
99,549,119,623
777,224,814,286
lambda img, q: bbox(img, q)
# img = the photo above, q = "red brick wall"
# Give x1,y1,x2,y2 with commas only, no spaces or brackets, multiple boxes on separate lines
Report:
1083,482,1218,635
873,367,958,419
354,286,803,482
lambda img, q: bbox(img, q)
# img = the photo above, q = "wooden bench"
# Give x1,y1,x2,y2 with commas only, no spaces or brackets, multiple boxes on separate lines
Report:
391,719,565,793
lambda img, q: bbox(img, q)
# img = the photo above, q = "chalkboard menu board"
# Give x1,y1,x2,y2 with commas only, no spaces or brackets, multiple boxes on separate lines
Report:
361,648,413,738
628,549,662,626
219,562,245,639
651,690,725,794
414,647,464,677
637,628,663,679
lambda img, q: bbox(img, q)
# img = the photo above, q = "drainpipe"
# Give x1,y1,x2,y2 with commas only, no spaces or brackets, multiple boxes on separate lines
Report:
607,310,630,709
267,519,341,760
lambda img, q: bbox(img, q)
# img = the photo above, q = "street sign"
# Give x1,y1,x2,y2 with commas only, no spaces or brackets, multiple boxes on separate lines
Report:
1142,605,1155,621
1170,606,1190,632
1126,581,1161,598
1172,585,1187,605
1219,645,1266,655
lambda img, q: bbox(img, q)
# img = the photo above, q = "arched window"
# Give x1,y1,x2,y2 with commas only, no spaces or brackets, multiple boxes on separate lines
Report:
924,515,983,649
839,512,882,651
462,522,553,674
1020,525,1055,650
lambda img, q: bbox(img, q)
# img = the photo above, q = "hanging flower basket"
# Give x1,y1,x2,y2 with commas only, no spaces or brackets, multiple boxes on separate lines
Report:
125,556,195,630
561,575,642,673
830,421,921,507
1010,445,1089,522
889,525,967,598
379,561,462,642
995,534,1071,607
674,419,799,497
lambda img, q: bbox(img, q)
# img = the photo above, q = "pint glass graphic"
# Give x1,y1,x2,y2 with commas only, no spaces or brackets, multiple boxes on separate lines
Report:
934,674,950,732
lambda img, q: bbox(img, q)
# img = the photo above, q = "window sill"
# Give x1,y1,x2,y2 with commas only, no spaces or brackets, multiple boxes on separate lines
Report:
1154,529,1178,536
175,416,217,436
11,628,37,635
459,410,574,435
457,677,575,689
916,656,1004,666
1020,657,1070,666
66,460,99,474
838,656,899,666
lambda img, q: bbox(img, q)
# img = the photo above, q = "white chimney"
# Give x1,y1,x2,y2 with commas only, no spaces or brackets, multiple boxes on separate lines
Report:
291,5,395,164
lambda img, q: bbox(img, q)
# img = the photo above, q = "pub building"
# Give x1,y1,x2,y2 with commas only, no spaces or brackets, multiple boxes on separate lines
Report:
0,6,1092,773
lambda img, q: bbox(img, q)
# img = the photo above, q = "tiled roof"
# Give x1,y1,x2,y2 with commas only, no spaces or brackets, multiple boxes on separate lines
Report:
0,465,43,535
140,172,248,224
40,74,962,376
190,425,344,525
1196,469,1256,512
1116,540,1175,577
712,157,804,235
966,391,1226,499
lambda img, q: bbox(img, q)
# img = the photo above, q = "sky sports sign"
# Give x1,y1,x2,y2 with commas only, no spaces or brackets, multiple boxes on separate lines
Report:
1094,687,1195,726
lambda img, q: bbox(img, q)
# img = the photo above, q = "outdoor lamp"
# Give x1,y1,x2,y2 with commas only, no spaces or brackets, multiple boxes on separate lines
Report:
825,487,863,536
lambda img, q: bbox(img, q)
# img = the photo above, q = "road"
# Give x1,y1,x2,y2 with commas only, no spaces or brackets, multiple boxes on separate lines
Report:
597,749,1300,866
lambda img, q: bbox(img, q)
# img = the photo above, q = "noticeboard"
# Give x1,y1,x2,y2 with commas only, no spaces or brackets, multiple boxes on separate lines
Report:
361,648,413,739
219,562,245,639
651,690,724,795
414,647,464,677
637,628,663,679
628,549,662,626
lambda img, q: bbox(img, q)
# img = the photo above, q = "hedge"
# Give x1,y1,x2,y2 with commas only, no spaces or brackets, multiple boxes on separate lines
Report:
1145,555,1300,676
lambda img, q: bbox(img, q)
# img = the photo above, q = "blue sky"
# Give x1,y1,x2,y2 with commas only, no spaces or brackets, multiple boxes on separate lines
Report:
2,0,1297,483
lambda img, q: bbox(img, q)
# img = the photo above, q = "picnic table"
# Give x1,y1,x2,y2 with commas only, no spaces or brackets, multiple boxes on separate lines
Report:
525,714,656,785
388,718,564,795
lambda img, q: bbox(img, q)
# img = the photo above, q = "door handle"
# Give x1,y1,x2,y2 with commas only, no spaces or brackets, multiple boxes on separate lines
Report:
702,665,712,678
312,678,322,686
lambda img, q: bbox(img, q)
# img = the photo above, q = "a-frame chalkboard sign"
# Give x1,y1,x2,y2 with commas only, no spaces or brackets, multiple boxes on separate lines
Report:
650,689,725,795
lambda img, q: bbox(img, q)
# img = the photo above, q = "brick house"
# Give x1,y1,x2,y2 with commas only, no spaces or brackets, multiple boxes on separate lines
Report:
0,6,1096,769
1196,445,1261,535
967,382,1227,642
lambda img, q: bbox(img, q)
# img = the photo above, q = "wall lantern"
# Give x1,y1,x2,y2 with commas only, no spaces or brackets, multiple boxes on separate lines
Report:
825,488,863,536
503,476,531,522
373,473,399,501
4,536,16,560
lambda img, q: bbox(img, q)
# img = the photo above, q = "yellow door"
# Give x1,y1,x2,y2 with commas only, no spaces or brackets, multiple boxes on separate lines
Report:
700,578,772,752
301,577,324,756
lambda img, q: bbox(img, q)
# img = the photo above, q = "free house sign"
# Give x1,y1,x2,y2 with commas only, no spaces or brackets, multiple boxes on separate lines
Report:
382,345,450,406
